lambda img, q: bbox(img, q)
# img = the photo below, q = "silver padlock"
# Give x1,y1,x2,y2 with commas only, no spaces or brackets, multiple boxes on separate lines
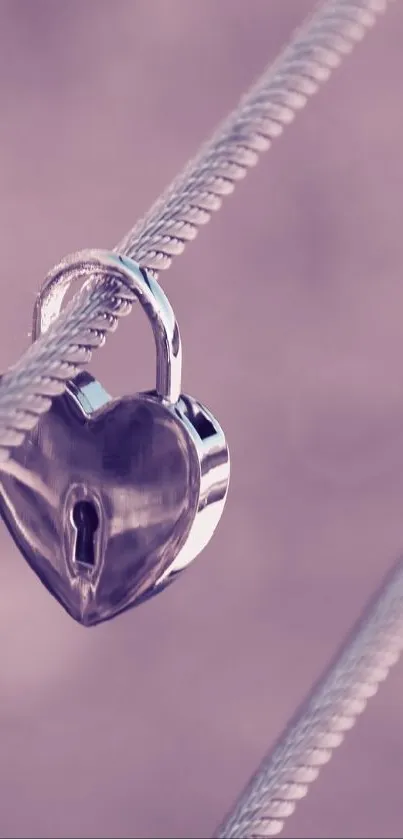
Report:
0,250,230,626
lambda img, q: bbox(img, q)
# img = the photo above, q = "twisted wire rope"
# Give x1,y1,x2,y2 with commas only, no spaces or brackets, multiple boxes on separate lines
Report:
0,0,392,462
0,1,400,837
215,556,403,837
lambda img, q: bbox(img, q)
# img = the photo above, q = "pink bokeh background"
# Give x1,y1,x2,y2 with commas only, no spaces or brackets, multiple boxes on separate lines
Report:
0,1,403,836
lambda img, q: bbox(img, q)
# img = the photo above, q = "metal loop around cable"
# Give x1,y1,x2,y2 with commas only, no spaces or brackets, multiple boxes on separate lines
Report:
32,249,182,405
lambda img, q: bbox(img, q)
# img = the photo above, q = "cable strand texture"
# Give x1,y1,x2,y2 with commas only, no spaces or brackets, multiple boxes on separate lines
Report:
0,1,399,837
215,558,403,837
116,0,391,273
0,0,392,464
0,269,136,464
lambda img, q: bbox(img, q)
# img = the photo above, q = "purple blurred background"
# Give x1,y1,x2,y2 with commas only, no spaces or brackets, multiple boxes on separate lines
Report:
0,1,403,836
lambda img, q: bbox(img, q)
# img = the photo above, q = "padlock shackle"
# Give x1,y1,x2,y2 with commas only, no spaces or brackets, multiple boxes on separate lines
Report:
32,249,182,406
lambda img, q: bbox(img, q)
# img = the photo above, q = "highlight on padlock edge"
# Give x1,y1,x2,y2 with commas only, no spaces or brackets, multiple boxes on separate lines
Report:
0,250,230,626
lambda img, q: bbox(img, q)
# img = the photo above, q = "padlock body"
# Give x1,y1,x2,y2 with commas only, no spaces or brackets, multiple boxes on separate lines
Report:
0,372,229,626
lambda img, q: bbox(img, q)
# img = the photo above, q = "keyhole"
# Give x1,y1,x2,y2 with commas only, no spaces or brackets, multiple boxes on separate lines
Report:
72,500,99,568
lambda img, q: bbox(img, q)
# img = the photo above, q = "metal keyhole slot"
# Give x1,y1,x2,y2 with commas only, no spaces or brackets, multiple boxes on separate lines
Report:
72,500,99,568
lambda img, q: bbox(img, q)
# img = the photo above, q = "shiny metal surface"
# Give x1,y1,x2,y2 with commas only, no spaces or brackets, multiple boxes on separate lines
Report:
33,249,183,405
0,3,399,837
0,252,229,626
0,0,390,464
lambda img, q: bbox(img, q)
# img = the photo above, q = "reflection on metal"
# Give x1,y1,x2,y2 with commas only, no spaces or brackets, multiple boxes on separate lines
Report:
0,0,393,834
0,251,230,626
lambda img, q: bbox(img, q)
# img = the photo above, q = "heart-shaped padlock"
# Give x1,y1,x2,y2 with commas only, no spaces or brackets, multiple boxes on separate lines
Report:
0,250,230,626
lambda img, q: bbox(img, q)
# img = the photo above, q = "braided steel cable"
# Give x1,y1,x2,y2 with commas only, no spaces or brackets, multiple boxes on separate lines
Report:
0,258,136,464
215,557,403,837
0,0,392,464
116,0,393,274
0,2,399,837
